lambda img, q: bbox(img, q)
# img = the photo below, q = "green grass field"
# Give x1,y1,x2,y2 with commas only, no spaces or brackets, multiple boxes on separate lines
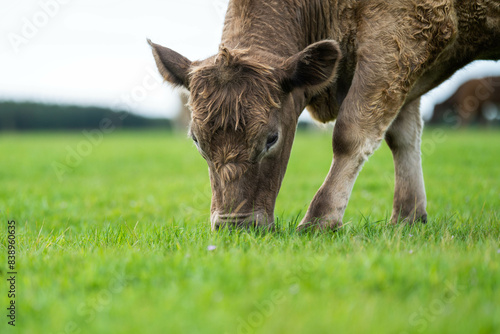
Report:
1,129,499,334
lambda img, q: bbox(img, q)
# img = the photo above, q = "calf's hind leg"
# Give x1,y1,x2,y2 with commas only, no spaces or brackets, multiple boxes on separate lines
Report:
385,98,427,224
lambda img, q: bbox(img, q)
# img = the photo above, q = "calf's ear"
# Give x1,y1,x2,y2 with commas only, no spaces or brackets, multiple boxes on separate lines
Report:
148,39,192,89
283,40,341,93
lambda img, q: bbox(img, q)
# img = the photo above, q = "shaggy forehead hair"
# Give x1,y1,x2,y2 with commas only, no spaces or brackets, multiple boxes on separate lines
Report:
188,46,282,140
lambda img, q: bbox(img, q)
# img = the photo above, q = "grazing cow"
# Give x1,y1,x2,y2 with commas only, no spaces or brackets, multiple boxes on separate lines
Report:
149,0,500,231
430,76,500,126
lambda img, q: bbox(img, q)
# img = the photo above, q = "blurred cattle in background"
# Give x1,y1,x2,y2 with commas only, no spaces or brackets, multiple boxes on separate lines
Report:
429,76,500,127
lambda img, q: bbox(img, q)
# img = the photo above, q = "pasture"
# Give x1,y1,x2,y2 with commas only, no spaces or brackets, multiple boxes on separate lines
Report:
1,129,499,333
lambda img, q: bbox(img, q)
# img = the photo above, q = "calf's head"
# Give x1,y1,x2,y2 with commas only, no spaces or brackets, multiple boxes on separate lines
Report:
149,39,340,230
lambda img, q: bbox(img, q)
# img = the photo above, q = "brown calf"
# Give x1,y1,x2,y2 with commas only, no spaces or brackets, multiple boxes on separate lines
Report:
430,76,500,126
149,0,500,230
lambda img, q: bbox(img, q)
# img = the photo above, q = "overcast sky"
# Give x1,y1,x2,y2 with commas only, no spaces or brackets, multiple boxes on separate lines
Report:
1,0,499,120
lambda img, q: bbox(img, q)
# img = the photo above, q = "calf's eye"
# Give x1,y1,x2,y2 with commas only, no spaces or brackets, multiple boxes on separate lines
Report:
266,133,279,151
191,134,199,145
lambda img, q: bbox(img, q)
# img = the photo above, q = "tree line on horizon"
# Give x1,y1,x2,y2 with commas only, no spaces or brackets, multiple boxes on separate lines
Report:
0,101,173,131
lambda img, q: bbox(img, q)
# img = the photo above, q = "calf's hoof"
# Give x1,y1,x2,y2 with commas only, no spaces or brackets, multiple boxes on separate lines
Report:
297,217,342,232
213,221,275,232
391,212,428,225
211,211,275,232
